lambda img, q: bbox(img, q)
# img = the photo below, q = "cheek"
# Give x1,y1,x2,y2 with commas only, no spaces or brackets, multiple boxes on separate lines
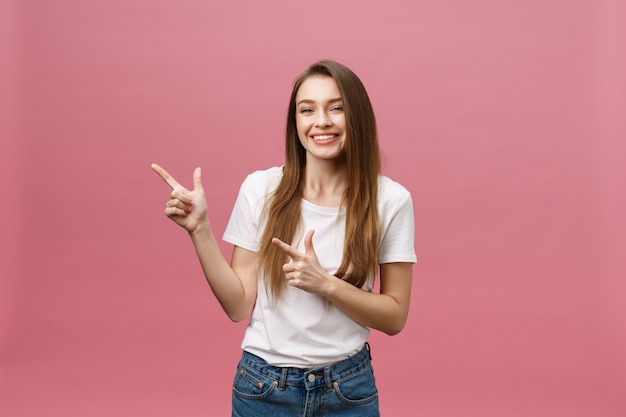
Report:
295,121,306,143
295,117,310,136
333,114,346,129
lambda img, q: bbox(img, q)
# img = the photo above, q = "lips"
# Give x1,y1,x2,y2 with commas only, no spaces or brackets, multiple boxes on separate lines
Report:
312,134,336,140
311,133,339,144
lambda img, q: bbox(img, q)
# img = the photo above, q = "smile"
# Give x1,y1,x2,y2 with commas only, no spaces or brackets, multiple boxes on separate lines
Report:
311,134,338,141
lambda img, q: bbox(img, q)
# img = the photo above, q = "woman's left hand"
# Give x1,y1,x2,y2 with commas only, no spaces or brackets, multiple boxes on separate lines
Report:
272,230,334,295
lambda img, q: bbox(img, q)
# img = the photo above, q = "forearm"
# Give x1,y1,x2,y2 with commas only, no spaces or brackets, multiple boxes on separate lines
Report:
272,233,413,334
323,276,411,335
189,222,255,322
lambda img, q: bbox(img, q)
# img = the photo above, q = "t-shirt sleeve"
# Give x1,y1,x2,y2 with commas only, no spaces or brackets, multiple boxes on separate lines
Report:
379,187,418,264
222,174,262,252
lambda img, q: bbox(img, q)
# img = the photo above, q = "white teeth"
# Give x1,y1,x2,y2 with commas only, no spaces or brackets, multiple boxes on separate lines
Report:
313,134,335,140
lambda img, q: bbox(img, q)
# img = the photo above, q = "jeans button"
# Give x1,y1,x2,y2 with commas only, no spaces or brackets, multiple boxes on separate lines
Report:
307,374,316,382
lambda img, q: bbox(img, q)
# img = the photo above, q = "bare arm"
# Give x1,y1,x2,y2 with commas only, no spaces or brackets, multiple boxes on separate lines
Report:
273,230,413,335
151,163,257,322
322,262,412,335
188,224,258,322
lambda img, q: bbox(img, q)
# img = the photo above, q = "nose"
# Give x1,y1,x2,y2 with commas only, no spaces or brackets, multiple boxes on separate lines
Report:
314,111,332,127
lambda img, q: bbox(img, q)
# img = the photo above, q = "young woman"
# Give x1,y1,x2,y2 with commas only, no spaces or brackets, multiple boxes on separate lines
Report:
152,60,417,416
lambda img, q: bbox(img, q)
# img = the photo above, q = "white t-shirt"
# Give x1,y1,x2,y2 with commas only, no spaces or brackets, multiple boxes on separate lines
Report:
223,166,417,368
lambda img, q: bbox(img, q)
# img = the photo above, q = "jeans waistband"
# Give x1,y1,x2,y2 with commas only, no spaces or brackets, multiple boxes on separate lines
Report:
239,343,372,391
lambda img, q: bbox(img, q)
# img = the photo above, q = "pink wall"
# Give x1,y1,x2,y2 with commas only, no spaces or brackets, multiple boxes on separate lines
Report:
2,1,625,416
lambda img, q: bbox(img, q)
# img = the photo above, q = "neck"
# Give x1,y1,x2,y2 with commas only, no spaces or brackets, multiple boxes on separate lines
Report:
302,158,347,207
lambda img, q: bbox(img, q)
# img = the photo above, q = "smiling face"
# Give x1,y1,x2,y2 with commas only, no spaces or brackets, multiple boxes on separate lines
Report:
295,75,347,164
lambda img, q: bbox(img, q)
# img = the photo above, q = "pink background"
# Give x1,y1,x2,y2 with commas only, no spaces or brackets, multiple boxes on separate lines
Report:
2,1,625,416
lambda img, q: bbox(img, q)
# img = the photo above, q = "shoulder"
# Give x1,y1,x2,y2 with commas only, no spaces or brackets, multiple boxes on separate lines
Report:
378,175,412,204
229,167,283,221
244,166,283,183
240,166,284,194
377,176,417,263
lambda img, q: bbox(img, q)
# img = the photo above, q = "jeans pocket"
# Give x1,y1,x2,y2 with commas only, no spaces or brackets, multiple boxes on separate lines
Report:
332,365,379,406
232,363,278,401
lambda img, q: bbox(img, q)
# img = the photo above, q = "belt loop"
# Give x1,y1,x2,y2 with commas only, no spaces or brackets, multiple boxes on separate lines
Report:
365,341,372,361
324,367,333,391
278,368,288,391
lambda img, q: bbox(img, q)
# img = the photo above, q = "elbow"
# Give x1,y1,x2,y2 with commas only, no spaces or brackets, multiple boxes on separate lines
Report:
225,305,252,323
383,324,404,336
385,328,402,336
226,310,250,323
382,316,408,336
227,313,244,323
223,297,254,322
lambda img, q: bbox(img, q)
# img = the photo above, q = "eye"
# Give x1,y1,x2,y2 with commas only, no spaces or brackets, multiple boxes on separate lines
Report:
299,108,313,114
330,106,343,112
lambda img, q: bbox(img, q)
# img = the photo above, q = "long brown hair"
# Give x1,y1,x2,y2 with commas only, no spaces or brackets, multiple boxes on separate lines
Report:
258,60,381,300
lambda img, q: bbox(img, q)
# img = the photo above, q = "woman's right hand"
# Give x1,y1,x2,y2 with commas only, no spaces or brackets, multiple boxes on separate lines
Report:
151,163,209,235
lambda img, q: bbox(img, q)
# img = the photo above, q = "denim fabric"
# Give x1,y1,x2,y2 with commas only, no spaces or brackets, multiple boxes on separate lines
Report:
232,343,380,417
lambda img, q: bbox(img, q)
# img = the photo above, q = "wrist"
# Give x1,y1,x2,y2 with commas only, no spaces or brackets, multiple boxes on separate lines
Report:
322,274,340,298
188,219,212,239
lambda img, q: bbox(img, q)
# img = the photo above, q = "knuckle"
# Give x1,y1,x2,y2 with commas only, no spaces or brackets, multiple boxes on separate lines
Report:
170,189,184,199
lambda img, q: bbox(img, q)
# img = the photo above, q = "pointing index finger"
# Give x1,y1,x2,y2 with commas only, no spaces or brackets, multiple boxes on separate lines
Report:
151,163,182,190
272,238,301,259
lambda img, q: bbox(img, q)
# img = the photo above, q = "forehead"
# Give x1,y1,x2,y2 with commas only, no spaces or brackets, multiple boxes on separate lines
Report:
296,75,341,102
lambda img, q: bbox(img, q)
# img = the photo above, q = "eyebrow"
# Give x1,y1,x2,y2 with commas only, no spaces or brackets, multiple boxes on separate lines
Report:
296,98,343,106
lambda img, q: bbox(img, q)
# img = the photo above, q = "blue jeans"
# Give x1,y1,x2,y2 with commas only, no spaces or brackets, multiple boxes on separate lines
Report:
232,343,380,416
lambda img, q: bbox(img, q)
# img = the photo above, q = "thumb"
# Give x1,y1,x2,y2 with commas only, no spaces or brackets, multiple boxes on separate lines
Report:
192,167,203,191
304,229,316,255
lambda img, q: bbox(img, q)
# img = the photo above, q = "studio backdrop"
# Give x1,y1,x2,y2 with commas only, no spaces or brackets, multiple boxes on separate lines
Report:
1,1,625,416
